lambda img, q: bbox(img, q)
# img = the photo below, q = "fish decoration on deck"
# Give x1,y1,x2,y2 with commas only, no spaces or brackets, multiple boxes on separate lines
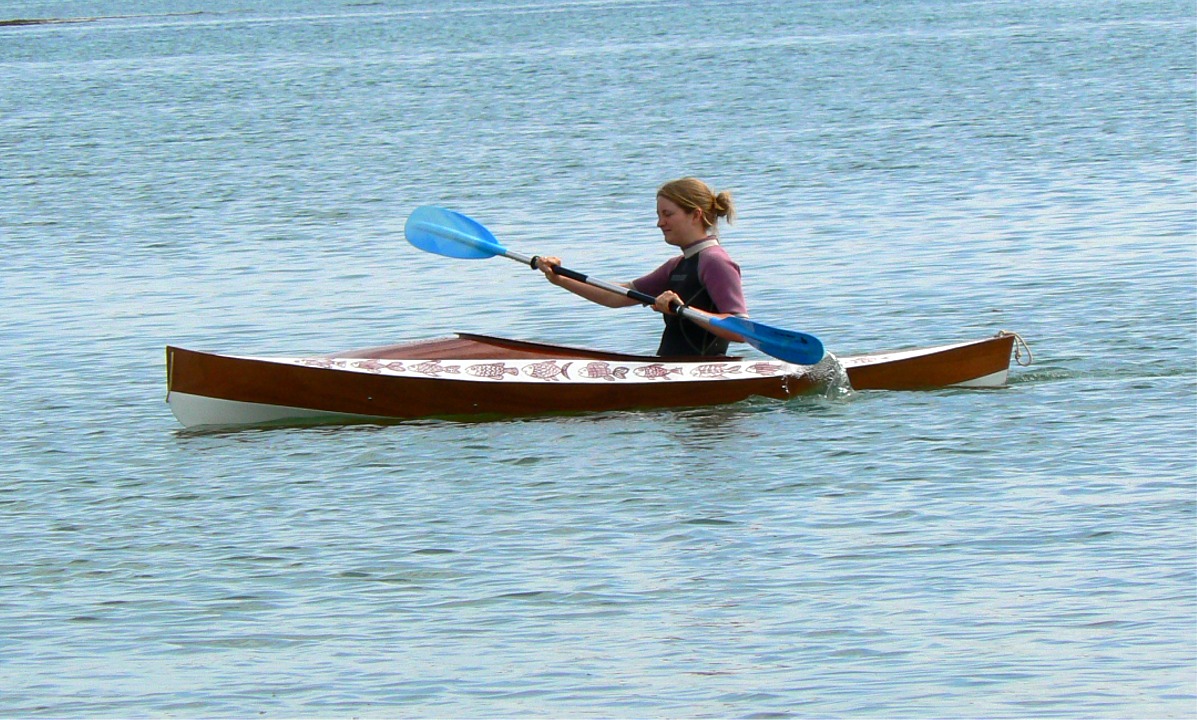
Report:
578,362,630,381
633,364,684,380
465,363,520,379
745,362,784,375
350,359,407,373
690,363,742,378
411,361,462,377
523,361,572,381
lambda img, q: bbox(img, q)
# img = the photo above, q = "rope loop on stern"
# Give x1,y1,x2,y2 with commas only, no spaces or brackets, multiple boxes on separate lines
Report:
997,330,1033,367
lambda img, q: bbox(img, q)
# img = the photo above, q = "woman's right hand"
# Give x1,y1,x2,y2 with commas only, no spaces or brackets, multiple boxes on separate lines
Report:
537,256,563,284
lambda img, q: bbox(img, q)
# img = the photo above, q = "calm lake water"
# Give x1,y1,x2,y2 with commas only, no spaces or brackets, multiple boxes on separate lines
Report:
2,0,1194,717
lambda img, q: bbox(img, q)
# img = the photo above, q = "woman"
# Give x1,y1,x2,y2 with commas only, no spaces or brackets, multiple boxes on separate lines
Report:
537,177,747,357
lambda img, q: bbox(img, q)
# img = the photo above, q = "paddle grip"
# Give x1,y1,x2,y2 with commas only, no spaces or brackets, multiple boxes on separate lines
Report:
551,265,589,283
629,288,660,305
529,255,586,282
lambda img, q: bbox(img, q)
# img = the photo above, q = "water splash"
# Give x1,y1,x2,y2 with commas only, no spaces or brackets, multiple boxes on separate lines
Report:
805,351,855,400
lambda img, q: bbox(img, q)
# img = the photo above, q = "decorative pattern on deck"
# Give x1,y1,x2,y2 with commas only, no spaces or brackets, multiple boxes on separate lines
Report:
279,356,800,383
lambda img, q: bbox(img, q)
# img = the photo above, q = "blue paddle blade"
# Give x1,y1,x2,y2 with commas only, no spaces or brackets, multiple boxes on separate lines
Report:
710,315,825,365
405,206,506,259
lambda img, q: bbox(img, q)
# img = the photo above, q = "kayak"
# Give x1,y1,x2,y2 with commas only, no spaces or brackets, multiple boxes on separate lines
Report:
164,331,1028,429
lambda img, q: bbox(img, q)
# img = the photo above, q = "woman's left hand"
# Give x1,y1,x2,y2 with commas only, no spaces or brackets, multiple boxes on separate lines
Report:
653,290,684,315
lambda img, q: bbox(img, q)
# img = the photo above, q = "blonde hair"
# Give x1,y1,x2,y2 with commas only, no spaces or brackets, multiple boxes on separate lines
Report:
657,177,735,231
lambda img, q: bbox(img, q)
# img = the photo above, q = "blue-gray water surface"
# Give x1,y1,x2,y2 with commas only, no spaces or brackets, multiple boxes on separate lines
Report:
2,0,1194,717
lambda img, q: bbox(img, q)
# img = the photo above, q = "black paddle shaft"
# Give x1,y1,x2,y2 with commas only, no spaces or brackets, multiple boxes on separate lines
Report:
530,256,659,306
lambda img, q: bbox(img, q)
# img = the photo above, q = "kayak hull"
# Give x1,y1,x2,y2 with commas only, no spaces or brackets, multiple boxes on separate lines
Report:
165,332,1020,429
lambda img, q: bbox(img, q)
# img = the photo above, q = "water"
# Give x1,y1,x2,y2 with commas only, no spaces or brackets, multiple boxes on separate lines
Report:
2,0,1194,716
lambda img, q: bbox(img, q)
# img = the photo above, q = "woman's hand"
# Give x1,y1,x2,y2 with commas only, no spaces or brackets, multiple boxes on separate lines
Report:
653,290,684,315
536,256,563,285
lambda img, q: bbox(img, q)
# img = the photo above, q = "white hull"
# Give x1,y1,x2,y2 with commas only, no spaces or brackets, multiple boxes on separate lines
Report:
167,391,387,429
951,368,1008,388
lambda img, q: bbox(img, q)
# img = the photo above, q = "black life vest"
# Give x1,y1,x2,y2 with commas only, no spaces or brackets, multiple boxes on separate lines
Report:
656,251,730,357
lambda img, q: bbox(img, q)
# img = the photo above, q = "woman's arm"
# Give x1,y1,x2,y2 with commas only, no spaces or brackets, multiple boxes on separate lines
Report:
536,256,641,308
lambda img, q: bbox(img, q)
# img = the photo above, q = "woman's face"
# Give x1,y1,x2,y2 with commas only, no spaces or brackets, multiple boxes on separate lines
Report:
656,196,706,247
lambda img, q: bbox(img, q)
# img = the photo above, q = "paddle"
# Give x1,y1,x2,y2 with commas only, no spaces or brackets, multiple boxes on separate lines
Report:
404,205,826,365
